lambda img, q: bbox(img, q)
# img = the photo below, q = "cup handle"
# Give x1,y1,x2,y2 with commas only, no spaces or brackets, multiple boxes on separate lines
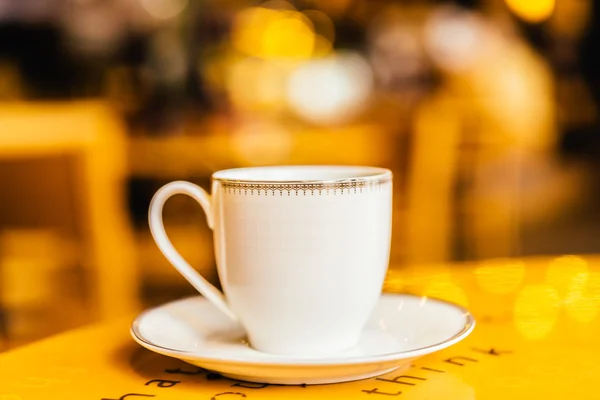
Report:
148,180,237,320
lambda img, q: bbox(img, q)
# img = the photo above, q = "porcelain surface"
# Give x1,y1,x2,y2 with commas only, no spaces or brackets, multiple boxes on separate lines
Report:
131,293,475,385
148,166,393,355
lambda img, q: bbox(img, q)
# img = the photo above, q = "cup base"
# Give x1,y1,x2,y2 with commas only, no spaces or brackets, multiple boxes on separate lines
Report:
247,333,360,358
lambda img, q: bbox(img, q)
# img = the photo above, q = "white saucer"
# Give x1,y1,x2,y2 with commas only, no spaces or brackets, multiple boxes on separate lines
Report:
131,293,475,385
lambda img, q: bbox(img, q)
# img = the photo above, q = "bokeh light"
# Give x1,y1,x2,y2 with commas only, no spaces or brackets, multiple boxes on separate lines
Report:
545,255,589,300
515,284,561,340
231,5,323,60
262,12,314,58
424,7,485,73
286,53,373,125
505,0,555,23
565,271,600,324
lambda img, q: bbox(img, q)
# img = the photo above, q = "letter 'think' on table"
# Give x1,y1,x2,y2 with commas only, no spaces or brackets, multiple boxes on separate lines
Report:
362,388,402,396
444,356,478,366
101,393,155,400
376,375,426,386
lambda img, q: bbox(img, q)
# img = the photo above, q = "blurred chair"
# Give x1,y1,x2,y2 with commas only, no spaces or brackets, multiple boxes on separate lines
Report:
0,101,138,324
404,92,462,264
0,228,79,347
404,29,560,263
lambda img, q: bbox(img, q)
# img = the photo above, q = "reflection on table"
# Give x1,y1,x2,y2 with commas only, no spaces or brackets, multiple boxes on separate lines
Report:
1,255,599,399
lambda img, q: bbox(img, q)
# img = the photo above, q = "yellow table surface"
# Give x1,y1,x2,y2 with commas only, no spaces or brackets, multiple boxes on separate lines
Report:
2,255,600,399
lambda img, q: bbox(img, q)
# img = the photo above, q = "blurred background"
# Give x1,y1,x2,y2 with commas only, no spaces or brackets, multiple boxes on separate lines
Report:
1,0,600,350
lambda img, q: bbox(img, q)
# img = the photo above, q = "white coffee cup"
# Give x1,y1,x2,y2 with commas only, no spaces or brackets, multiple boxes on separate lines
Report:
148,165,393,356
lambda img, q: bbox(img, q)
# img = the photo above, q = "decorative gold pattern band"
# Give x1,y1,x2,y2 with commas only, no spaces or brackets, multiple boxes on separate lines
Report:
219,178,391,195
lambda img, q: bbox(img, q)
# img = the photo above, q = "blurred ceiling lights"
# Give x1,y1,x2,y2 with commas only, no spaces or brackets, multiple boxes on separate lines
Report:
286,53,373,125
505,0,555,23
424,7,485,73
224,1,372,126
233,6,316,59
231,2,334,60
